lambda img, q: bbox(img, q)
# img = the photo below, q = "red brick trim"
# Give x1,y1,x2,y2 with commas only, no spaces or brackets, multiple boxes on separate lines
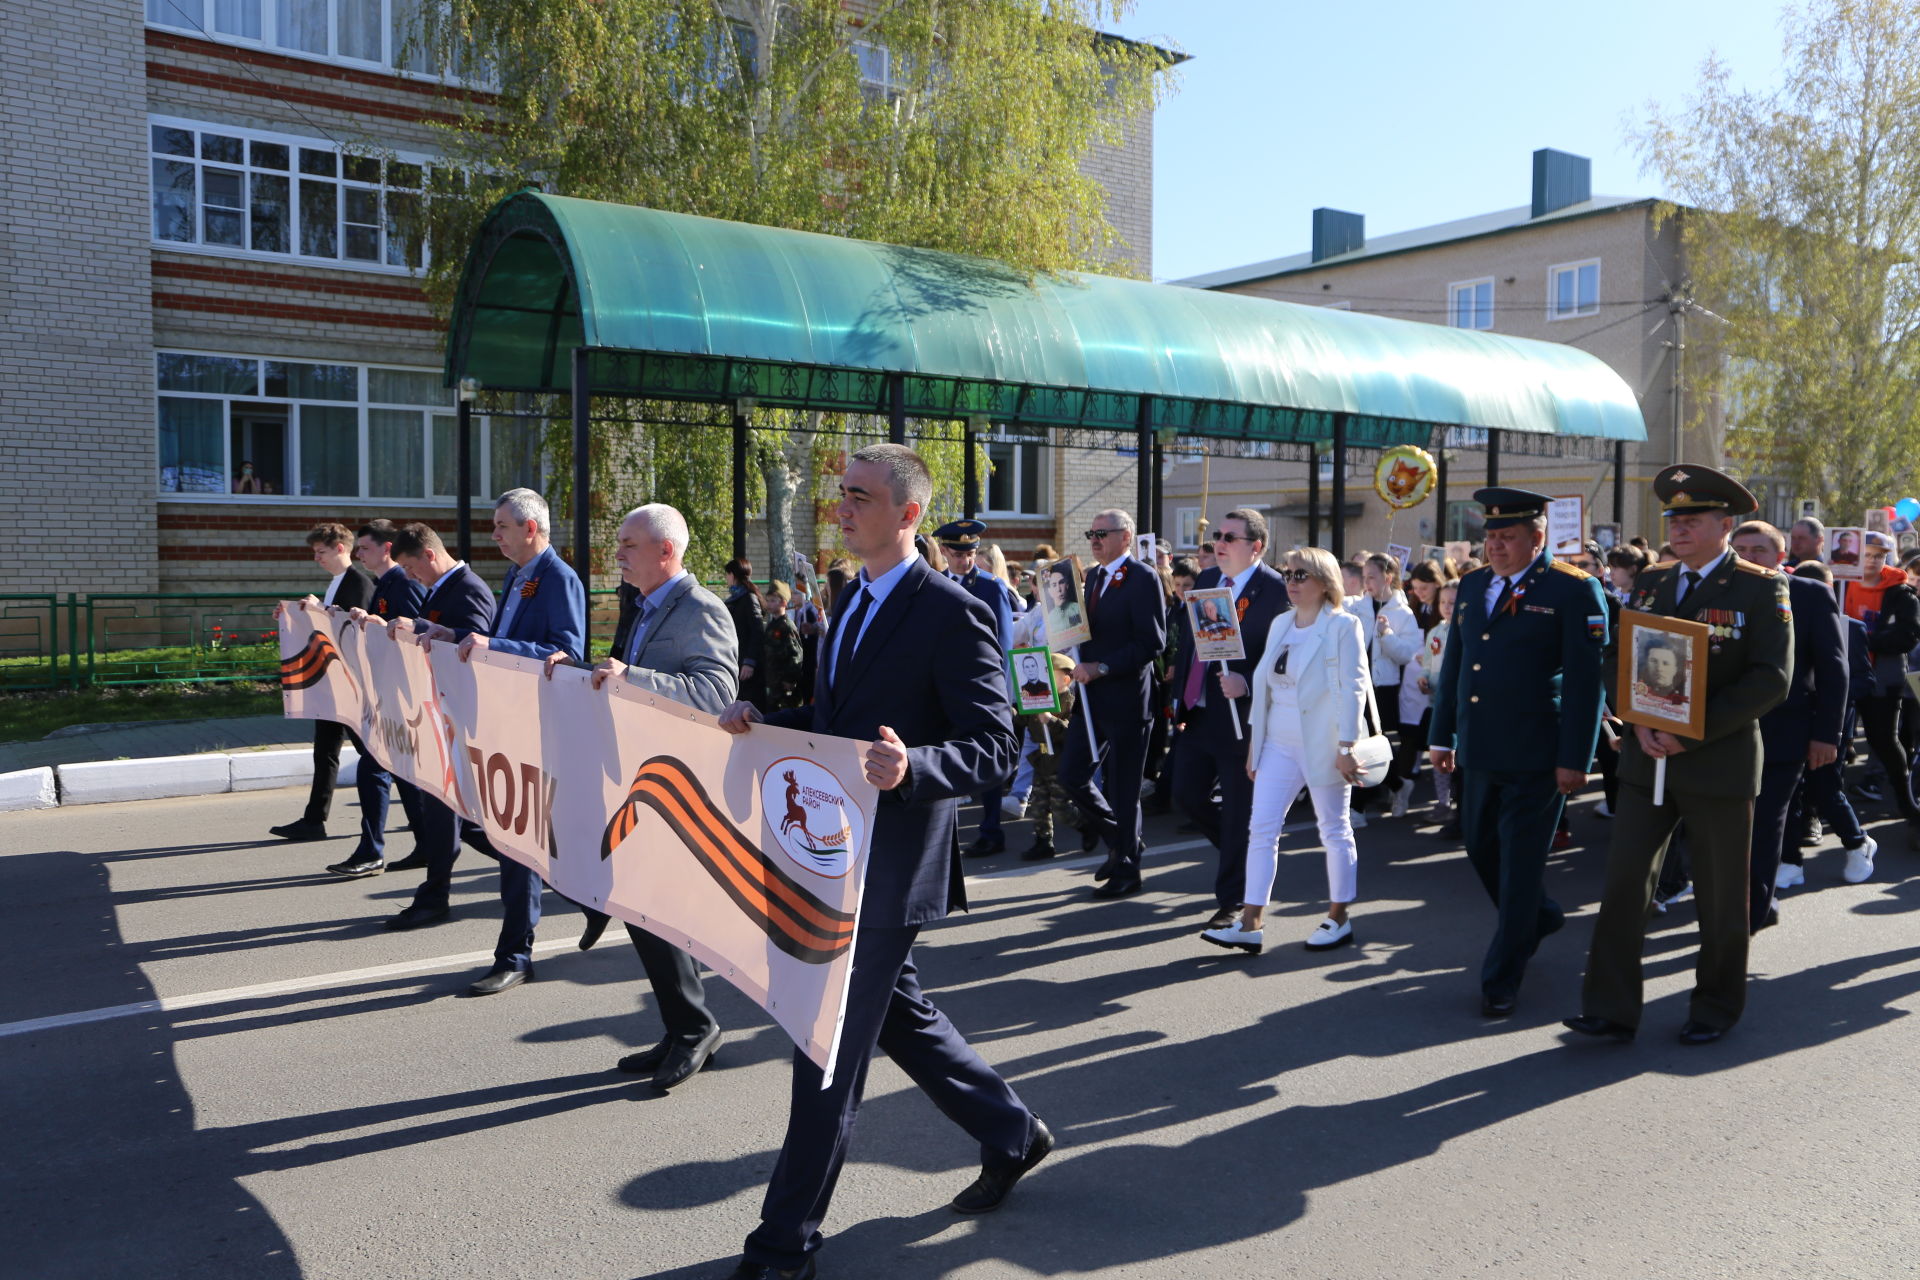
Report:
147,60,469,128
153,290,443,331
152,258,429,303
161,545,505,561
161,513,495,535
145,28,495,106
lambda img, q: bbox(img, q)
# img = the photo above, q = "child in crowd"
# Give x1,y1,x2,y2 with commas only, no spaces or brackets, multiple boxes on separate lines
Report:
1017,652,1080,862
1421,580,1459,829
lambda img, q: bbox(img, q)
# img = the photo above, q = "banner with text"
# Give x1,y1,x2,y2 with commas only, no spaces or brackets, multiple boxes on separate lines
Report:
279,603,876,1083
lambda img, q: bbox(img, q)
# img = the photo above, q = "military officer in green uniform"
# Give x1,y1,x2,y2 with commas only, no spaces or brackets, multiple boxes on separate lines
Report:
1566,464,1792,1046
1430,488,1610,1018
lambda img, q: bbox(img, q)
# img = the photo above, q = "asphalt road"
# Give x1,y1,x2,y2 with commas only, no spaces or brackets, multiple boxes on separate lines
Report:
4,784,1917,1280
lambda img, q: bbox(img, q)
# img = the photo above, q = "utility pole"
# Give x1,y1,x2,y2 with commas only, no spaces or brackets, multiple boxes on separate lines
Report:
1667,288,1689,467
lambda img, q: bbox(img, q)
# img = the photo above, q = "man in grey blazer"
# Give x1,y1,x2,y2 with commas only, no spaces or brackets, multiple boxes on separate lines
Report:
546,503,740,1090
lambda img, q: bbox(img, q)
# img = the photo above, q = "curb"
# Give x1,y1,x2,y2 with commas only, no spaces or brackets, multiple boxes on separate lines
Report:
2,748,360,811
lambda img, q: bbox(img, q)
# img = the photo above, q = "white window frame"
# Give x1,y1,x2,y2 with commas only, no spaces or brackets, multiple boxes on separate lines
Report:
1448,277,1494,330
153,348,542,505
149,114,435,275
980,427,1052,519
145,0,493,87
852,38,909,106
1175,506,1200,549
1547,258,1601,321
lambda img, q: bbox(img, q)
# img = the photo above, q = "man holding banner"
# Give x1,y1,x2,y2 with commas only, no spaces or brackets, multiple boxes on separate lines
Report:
719,444,1045,1280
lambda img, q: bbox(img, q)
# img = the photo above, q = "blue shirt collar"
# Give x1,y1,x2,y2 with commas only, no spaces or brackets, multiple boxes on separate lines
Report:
642,570,689,613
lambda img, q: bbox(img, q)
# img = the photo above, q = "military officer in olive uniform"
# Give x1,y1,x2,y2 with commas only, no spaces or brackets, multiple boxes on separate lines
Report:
1429,488,1609,1018
1567,465,1792,1046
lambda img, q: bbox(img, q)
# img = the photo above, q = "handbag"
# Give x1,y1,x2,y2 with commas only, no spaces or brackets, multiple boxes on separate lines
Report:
1346,654,1395,789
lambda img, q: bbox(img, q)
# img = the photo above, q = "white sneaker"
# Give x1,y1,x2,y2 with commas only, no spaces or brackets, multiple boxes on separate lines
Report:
1201,923,1263,954
1775,863,1806,890
1655,882,1694,909
1391,779,1415,819
1349,809,1369,829
1305,917,1354,950
1000,798,1027,820
1844,835,1878,884
1595,797,1614,819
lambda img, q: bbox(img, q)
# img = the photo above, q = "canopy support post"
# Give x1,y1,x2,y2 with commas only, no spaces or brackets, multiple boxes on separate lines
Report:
1487,428,1501,487
1135,397,1154,532
1434,441,1448,546
455,397,474,563
1150,429,1165,541
570,348,593,639
731,405,749,561
1613,439,1626,525
887,375,906,445
1330,413,1348,560
963,417,979,519
1306,446,1321,549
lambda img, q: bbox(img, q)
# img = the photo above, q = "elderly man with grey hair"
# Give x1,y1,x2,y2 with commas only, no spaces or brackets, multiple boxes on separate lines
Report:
548,502,740,1089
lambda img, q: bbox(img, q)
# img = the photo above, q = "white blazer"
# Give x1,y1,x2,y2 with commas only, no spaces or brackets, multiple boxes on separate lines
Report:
1247,607,1372,789
1351,589,1420,688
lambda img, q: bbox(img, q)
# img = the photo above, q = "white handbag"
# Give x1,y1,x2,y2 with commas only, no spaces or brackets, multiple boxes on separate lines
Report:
1346,662,1395,789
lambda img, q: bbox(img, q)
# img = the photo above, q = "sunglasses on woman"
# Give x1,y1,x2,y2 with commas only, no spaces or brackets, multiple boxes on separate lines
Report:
1278,569,1314,583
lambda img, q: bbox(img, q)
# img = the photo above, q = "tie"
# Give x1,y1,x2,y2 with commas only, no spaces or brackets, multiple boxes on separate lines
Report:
1492,576,1514,617
1085,565,1108,618
831,587,873,690
1679,570,1702,604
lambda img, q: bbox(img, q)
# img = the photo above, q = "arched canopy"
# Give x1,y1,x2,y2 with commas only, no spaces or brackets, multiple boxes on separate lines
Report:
446,192,1646,448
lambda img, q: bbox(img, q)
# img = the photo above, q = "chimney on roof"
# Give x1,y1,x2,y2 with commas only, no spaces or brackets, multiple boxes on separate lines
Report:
1311,208,1365,263
1531,149,1592,218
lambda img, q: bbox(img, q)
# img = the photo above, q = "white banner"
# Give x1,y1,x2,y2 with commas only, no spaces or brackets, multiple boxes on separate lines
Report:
279,603,876,1083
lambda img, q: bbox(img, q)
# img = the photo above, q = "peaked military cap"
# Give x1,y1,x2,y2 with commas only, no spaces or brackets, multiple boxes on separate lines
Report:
1654,464,1756,517
933,518,988,549
1472,487,1552,531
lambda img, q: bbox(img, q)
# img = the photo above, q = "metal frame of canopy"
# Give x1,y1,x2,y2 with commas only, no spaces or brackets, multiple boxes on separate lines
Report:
443,192,1648,618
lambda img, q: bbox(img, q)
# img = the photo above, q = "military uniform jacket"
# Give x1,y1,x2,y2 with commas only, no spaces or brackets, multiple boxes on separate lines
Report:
1429,552,1608,774
1614,552,1793,798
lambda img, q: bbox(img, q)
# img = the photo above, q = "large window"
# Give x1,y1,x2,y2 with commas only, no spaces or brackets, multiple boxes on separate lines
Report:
151,117,431,272
983,427,1050,517
1448,278,1494,330
1548,259,1600,320
146,0,488,82
155,351,541,502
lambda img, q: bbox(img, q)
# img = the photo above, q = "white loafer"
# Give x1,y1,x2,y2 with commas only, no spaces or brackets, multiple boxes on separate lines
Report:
1200,923,1263,954
1843,835,1878,884
1305,917,1354,950
1775,862,1806,890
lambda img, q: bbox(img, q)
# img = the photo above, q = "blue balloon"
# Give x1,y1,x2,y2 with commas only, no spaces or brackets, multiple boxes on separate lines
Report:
1897,497,1920,521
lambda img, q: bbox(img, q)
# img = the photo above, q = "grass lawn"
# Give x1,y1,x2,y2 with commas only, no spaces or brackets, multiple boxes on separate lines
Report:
0,682,281,744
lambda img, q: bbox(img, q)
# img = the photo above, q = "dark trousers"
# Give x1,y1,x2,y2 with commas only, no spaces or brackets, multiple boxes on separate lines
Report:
302,719,352,824
1171,702,1254,911
1748,758,1805,932
1857,694,1918,818
409,797,543,972
975,787,1003,837
625,924,716,1045
1782,762,1865,866
743,924,1034,1269
1458,768,1567,998
1582,781,1753,1032
349,759,424,863
1059,696,1149,865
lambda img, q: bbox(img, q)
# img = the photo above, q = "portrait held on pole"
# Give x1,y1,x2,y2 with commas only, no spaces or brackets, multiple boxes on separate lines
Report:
1619,610,1710,739
1009,645,1061,715
1040,556,1092,650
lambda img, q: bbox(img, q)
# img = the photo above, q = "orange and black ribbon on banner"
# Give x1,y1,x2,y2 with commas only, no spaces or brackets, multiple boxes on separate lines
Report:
281,630,346,692
601,756,856,965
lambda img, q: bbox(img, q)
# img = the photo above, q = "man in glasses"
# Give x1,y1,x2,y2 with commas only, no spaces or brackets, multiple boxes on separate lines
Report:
1059,508,1168,897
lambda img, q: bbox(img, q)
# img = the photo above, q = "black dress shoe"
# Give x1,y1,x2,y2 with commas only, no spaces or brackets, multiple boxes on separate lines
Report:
951,1117,1055,1214
1481,993,1517,1018
1204,907,1239,930
617,1039,673,1074
1678,1020,1725,1045
724,1258,815,1280
653,1027,721,1090
385,903,451,931
578,909,612,950
326,856,384,878
1018,839,1057,861
1091,854,1118,883
469,966,532,996
1089,874,1142,900
269,819,328,842
384,851,430,872
964,832,1006,857
1562,1014,1635,1043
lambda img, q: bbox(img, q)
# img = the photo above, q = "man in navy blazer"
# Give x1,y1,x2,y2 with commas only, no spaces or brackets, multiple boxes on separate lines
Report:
1170,509,1289,927
718,444,1043,1280
1059,507,1168,897
1732,521,1855,929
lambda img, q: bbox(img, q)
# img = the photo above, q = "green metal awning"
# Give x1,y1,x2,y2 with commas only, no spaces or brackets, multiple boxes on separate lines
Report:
447,192,1647,446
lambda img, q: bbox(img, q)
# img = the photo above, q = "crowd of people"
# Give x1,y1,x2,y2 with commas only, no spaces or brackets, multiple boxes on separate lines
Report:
260,449,1914,1279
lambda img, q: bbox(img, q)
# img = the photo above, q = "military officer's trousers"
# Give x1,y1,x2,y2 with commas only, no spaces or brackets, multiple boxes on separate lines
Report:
1459,768,1567,999
1582,779,1752,1031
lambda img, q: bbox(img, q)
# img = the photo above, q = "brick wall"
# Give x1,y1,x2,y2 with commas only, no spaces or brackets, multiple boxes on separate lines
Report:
158,502,508,594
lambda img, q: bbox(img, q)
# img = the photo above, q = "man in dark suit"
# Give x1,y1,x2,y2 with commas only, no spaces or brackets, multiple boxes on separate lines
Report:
327,519,430,878
269,522,376,843
1429,489,1608,1017
724,558,769,710
718,444,1042,1280
1169,508,1288,928
558,503,740,1091
1731,520,1854,930
1059,507,1168,898
1568,466,1792,1046
934,519,1018,858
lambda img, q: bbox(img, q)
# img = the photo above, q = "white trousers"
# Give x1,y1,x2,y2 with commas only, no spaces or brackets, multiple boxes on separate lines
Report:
1244,736,1358,907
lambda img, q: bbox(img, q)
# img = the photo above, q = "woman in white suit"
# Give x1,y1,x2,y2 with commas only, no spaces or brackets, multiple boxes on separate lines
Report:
1202,546,1370,954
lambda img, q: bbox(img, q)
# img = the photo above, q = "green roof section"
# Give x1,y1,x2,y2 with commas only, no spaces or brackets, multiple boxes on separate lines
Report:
446,191,1647,445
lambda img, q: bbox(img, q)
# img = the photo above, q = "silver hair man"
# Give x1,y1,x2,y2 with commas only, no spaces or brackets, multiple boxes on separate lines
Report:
495,487,550,533
624,502,690,559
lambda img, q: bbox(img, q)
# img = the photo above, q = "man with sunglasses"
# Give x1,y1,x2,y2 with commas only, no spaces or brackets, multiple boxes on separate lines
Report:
1059,508,1168,897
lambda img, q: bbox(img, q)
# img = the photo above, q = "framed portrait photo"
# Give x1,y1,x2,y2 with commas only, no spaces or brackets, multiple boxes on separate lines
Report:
1008,645,1060,715
1617,609,1709,740
1421,544,1448,566
1040,557,1093,650
1184,586,1247,663
1828,527,1865,580
1592,522,1621,551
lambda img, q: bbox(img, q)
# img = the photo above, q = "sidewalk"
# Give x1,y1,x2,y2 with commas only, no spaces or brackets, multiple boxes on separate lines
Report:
0,716,306,773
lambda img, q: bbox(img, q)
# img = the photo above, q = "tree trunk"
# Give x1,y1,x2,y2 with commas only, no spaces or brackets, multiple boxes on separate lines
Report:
761,415,814,586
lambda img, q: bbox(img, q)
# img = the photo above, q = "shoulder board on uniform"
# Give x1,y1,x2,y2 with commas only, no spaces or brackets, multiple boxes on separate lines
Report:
1733,558,1778,577
1643,561,1678,576
1547,560,1591,580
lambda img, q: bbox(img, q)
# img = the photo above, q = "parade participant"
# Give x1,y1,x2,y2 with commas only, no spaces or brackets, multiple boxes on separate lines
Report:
758,581,805,712
1568,466,1791,1045
724,558,768,710
936,519,1017,857
268,523,374,845
1197,540,1217,572
1169,509,1288,928
1430,488,1608,1018
560,504,738,1090
1419,579,1460,830
1351,552,1421,819
1202,547,1367,954
717,444,1042,1279
1059,508,1168,898
1776,558,1874,887
1017,652,1080,862
1788,517,1826,566
1391,558,1451,817
1840,530,1920,833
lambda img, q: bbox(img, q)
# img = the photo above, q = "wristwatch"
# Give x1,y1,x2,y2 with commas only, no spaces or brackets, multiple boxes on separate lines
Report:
1096,662,1110,677
1337,745,1354,756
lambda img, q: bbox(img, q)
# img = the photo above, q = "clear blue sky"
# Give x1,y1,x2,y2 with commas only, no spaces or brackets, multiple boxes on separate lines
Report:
1109,0,1792,281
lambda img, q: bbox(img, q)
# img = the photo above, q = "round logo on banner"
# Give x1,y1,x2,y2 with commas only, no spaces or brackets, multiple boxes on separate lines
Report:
762,757,864,880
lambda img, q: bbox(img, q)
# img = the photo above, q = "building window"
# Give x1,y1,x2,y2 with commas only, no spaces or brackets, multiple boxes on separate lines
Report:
852,40,911,107
146,0,490,83
151,117,430,272
983,427,1049,517
1448,278,1494,330
155,351,542,502
1175,506,1200,549
1548,259,1600,320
